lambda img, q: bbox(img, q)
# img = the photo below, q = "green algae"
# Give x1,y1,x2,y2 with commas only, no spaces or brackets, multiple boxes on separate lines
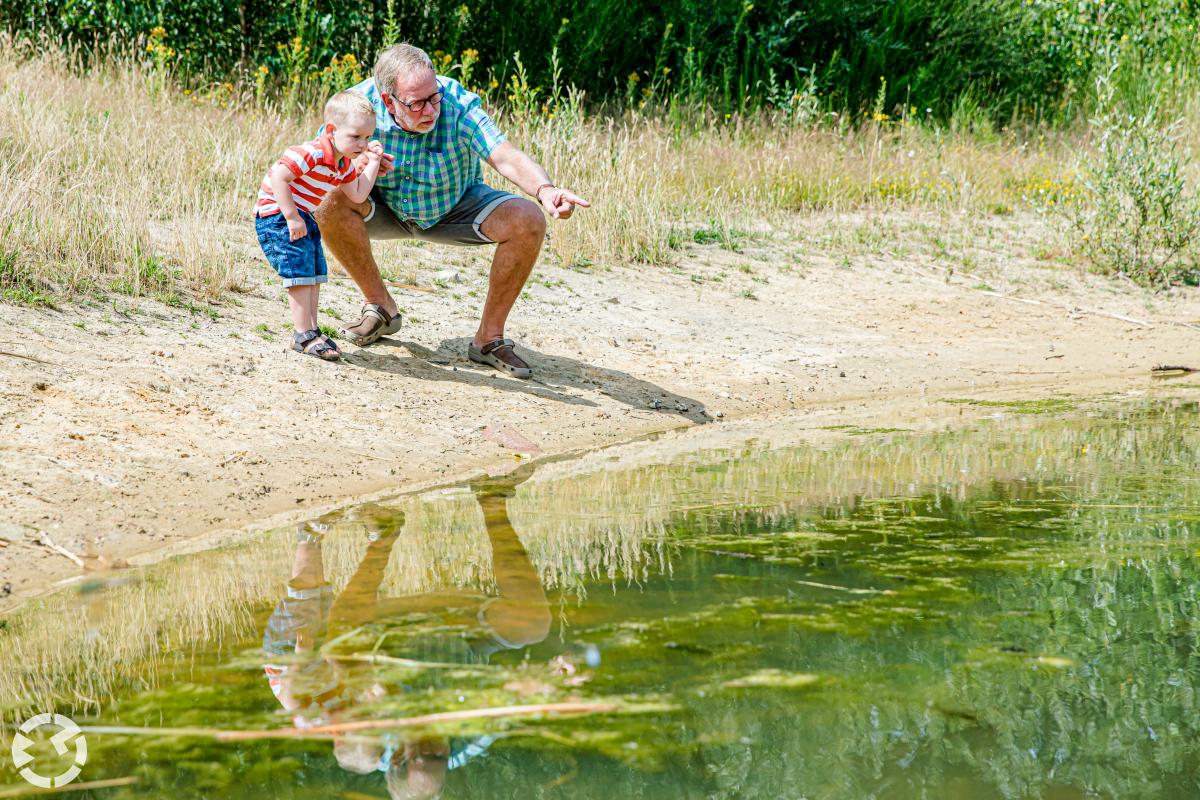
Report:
941,396,1078,414
4,399,1200,797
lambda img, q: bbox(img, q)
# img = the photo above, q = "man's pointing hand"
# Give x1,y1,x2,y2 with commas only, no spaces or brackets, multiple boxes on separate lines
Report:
539,187,590,220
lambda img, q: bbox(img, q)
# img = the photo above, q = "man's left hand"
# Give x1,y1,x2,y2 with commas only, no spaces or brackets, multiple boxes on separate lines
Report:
359,149,395,175
377,151,395,176
539,187,590,220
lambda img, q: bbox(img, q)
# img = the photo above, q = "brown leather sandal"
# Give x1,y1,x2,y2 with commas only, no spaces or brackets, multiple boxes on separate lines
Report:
468,338,532,379
340,303,402,346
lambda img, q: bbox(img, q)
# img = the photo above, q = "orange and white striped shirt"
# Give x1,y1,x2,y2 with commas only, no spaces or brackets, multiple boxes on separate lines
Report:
255,126,358,217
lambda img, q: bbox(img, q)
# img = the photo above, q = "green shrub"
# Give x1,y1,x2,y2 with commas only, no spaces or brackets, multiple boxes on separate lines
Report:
1072,99,1200,288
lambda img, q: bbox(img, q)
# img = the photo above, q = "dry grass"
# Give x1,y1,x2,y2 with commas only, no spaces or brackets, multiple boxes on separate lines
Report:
0,39,290,304
0,36,1154,307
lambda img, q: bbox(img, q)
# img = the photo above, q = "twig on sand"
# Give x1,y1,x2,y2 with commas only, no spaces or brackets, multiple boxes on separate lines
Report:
0,776,138,797
1151,364,1198,376
900,264,1158,327
386,281,434,294
0,350,51,365
34,535,86,568
33,535,128,571
346,450,394,463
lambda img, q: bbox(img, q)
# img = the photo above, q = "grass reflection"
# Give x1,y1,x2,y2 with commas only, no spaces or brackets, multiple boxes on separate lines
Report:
0,399,1198,798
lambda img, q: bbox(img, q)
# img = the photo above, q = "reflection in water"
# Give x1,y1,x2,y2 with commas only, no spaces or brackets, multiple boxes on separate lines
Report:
1,398,1200,798
261,468,551,798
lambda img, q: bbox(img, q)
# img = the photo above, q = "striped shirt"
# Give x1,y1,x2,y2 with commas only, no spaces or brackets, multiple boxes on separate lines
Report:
346,75,507,228
256,126,358,217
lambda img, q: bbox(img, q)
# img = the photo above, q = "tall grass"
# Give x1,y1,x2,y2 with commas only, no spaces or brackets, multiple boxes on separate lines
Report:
0,38,281,304
1,34,1111,304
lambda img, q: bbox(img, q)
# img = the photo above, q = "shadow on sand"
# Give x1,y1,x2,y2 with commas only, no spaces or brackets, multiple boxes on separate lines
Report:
342,336,711,424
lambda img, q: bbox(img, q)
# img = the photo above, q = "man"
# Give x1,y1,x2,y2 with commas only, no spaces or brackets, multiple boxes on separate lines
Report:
316,43,589,379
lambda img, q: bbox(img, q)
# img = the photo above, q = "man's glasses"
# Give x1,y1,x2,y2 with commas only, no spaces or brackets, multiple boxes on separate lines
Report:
391,90,444,113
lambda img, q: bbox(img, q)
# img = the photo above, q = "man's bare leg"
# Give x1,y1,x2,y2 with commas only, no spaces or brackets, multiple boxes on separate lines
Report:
476,198,546,347
314,191,399,318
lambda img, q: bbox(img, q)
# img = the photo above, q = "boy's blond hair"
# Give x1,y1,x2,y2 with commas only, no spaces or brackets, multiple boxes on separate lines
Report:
324,90,374,125
374,43,434,96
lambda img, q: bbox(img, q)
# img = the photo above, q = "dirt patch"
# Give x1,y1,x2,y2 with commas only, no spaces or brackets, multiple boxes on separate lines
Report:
2,211,1199,611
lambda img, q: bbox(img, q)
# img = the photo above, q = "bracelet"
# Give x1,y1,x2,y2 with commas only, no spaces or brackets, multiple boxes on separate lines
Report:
533,182,555,202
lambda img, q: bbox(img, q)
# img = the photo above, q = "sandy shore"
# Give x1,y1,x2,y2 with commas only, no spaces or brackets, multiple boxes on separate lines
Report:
2,211,1198,611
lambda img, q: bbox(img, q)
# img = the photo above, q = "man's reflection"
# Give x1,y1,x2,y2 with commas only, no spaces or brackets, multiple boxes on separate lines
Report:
261,467,550,798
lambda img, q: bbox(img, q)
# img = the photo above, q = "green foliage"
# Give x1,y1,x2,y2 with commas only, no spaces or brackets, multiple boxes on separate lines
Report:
1072,70,1200,288
0,244,53,306
2,0,1197,123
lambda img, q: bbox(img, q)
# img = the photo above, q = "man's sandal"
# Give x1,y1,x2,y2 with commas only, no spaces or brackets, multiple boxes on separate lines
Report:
340,303,402,347
291,329,341,361
468,338,532,379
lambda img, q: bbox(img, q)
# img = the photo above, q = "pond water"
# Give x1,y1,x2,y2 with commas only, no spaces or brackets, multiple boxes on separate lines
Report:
3,396,1200,799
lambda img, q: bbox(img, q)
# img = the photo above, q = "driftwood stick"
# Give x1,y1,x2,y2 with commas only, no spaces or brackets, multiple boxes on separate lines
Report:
326,652,491,670
0,776,138,798
76,702,626,744
35,535,85,568
216,702,621,741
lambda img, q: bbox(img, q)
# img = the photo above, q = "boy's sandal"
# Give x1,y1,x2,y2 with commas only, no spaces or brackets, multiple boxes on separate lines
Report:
340,303,402,347
291,329,341,361
468,338,532,379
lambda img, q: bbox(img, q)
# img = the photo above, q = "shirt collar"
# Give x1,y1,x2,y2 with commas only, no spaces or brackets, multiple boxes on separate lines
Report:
314,124,340,168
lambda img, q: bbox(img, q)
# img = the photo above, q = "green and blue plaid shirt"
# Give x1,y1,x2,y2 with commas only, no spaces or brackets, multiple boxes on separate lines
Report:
347,76,507,229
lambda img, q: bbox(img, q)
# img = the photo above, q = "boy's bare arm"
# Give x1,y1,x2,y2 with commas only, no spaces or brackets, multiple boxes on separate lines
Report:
268,164,309,241
340,141,384,204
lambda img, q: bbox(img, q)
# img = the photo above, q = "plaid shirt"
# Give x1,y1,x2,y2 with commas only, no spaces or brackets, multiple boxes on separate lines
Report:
347,76,507,229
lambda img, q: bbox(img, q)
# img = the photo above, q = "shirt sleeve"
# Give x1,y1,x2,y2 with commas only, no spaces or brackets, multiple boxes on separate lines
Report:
454,86,507,161
277,143,320,178
336,159,359,185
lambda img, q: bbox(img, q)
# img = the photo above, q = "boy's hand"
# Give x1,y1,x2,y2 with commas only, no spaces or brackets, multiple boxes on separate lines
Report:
286,216,308,241
365,140,384,163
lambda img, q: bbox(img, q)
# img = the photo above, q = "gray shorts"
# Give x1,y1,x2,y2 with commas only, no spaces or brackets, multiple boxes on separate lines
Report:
364,183,519,246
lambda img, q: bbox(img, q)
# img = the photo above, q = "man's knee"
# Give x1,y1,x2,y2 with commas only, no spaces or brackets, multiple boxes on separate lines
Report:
314,191,370,228
517,199,548,239
491,198,546,243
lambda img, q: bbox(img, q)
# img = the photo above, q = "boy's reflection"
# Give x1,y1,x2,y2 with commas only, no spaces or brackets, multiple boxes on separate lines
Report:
261,468,550,798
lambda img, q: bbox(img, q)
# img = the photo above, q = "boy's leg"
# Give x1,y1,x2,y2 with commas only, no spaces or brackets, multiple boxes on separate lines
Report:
308,284,322,333
287,285,318,333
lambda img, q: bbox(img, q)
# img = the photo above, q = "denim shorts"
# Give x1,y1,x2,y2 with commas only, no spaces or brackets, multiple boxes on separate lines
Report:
364,183,519,246
255,210,328,287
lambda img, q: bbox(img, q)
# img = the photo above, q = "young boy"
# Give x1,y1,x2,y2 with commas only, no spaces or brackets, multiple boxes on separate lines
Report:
255,91,384,360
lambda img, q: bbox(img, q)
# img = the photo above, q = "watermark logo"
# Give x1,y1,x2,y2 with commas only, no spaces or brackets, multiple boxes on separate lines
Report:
11,713,87,788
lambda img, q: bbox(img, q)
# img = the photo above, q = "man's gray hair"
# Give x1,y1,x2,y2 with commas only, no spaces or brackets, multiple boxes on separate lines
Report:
374,43,434,96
